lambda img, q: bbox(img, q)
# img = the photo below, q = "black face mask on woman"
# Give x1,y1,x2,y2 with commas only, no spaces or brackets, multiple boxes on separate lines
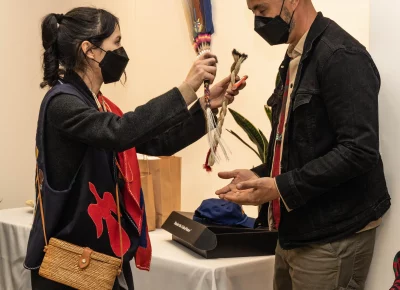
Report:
92,46,129,84
254,0,296,46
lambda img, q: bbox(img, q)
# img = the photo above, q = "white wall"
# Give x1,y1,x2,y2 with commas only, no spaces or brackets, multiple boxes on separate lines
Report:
0,1,370,221
366,0,400,288
0,0,56,209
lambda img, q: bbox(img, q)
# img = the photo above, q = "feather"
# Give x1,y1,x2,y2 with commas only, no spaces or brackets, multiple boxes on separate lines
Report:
201,0,214,35
183,0,222,170
181,0,214,55
181,0,195,42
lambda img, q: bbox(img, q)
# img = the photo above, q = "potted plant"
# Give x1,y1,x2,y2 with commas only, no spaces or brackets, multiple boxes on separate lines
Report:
227,105,272,164
227,72,279,163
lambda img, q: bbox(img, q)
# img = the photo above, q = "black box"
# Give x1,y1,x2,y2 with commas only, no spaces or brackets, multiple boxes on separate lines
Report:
161,211,278,259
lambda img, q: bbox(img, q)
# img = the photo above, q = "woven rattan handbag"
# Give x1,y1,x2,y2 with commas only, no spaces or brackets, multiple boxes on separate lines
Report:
35,163,124,290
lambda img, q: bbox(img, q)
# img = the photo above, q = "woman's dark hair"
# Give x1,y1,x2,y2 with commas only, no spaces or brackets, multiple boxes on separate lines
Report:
40,7,119,88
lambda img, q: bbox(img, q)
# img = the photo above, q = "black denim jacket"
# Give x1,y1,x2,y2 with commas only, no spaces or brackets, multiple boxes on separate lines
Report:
252,13,390,249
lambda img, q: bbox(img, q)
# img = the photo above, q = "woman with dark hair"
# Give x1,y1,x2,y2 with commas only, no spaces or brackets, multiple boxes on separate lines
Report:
24,7,245,290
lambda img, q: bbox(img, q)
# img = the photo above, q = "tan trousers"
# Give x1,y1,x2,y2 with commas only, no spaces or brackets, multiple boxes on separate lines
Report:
274,229,376,290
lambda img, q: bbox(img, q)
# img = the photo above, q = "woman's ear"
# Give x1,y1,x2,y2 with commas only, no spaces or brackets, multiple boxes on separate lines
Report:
81,41,95,60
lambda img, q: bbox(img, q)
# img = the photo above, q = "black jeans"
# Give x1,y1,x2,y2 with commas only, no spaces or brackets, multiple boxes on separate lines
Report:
31,270,125,290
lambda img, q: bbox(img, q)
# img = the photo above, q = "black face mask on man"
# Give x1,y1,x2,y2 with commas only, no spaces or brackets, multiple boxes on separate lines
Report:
91,46,129,84
254,0,296,46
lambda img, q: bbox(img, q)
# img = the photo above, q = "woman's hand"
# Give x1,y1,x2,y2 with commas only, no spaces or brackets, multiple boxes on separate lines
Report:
200,75,247,110
184,52,218,92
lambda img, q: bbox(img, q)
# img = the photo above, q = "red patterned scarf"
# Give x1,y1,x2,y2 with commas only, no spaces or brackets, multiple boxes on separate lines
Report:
99,95,152,271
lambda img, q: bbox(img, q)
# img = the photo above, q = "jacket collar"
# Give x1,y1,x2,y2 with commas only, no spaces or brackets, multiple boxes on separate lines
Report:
62,70,98,108
275,12,331,94
302,12,331,61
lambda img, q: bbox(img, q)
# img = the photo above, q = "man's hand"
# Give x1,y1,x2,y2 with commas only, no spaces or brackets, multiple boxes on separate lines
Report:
216,176,280,206
215,169,258,195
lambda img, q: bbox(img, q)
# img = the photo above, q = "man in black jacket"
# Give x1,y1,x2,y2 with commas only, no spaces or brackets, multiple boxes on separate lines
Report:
216,0,390,289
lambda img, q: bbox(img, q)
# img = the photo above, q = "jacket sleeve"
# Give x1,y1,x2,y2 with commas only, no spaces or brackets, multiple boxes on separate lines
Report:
251,163,269,177
135,101,209,156
47,88,193,152
275,49,381,210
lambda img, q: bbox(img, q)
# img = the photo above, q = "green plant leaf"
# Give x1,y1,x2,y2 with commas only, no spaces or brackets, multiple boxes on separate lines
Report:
259,129,269,163
228,108,265,158
264,105,273,125
226,129,261,160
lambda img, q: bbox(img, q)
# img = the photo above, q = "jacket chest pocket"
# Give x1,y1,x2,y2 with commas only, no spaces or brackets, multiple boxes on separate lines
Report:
293,94,313,111
290,93,317,163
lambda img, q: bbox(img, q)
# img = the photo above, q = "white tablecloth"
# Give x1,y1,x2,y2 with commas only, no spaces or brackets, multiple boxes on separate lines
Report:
0,207,275,290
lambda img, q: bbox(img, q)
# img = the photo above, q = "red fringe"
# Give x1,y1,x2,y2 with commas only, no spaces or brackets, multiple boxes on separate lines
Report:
203,149,212,172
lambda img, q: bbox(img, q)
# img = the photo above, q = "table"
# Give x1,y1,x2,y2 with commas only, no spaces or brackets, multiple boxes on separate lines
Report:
0,208,275,290
0,207,32,290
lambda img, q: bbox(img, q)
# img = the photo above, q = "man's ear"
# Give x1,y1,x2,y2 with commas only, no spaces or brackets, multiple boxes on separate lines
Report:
289,0,300,10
